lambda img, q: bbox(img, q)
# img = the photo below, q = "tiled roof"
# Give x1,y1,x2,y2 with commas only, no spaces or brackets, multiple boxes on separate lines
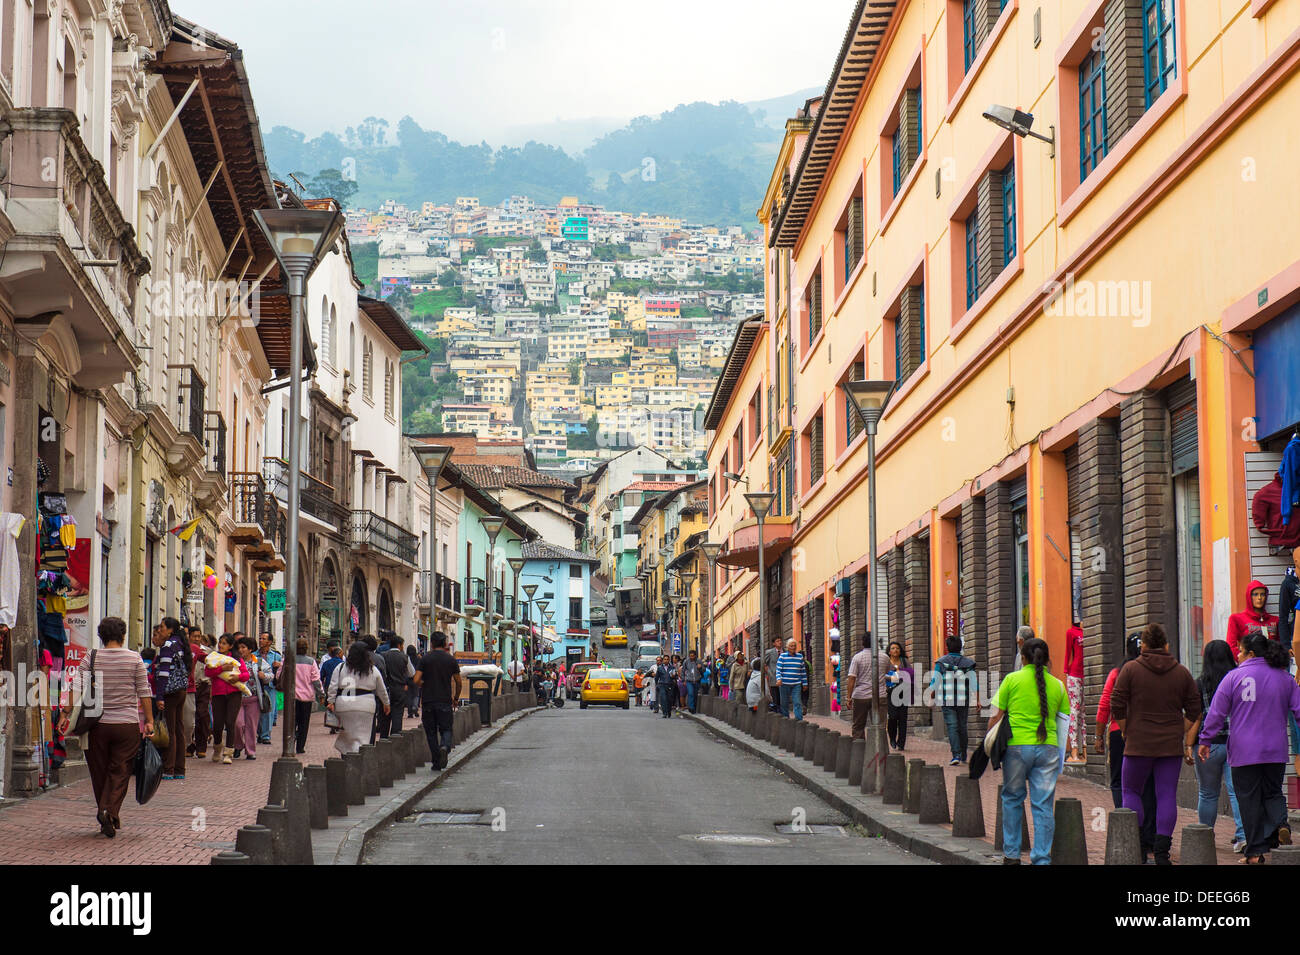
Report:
623,481,686,492
521,541,599,564
458,464,574,490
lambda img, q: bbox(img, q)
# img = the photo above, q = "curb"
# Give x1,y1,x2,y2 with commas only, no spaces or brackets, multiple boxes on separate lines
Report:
330,706,541,865
686,712,1001,866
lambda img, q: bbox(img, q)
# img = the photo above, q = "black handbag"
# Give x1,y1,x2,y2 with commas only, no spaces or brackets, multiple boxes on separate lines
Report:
69,650,99,736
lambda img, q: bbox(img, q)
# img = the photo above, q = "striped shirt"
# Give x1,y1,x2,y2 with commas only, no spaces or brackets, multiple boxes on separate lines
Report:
72,647,151,725
776,652,806,687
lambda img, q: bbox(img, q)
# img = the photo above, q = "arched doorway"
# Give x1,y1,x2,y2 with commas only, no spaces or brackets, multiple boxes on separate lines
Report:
319,555,340,647
164,504,176,619
377,581,394,634
349,571,368,635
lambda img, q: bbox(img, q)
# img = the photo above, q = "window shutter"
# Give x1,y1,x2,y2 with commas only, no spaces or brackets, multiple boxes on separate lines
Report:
847,196,863,272
898,88,922,173
810,415,824,483
898,286,924,381
845,360,864,443
1103,0,1147,145
976,169,1006,294
810,272,823,341
1167,378,1198,475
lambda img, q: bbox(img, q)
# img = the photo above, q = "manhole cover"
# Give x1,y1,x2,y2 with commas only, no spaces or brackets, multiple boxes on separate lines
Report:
679,833,790,846
413,811,487,825
774,824,847,836
197,841,236,850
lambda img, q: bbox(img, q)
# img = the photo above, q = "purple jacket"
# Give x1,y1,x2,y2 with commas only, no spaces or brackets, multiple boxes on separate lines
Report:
1200,657,1300,766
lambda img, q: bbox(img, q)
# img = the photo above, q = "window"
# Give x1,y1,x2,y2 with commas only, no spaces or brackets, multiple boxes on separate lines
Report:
962,0,981,70
841,195,863,280
320,296,333,366
569,597,583,629
806,271,823,346
384,358,394,418
964,208,980,309
842,360,864,446
807,412,825,486
362,339,373,398
894,283,925,383
1142,0,1177,106
1079,47,1108,181
1000,161,1016,266
570,563,582,579
891,88,921,196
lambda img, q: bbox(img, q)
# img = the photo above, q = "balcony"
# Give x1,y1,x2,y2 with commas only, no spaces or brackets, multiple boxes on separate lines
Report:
350,510,418,567
164,364,206,475
1,108,148,391
195,411,227,509
465,576,486,609
229,472,286,568
717,514,796,569
264,457,348,532
418,572,462,615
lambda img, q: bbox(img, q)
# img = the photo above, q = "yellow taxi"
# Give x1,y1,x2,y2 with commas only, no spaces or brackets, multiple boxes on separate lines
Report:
579,668,630,709
602,627,628,648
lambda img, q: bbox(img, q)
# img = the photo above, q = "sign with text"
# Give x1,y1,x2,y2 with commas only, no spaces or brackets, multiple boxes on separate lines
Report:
943,609,957,640
265,589,286,613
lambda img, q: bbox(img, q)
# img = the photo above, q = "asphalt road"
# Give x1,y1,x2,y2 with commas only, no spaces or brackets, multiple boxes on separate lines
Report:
362,700,927,865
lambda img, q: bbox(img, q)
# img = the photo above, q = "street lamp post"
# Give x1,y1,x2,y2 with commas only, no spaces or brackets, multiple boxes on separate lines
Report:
699,541,723,666
413,445,452,651
535,599,550,663
480,516,506,657
253,206,345,761
523,582,538,672
846,378,896,789
744,491,776,705
508,556,525,684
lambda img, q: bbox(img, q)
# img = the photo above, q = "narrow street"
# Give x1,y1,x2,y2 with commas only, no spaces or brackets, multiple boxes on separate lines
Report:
362,704,926,865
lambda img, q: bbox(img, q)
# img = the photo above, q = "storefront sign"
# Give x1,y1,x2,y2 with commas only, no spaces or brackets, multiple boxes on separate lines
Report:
265,588,286,612
943,609,957,639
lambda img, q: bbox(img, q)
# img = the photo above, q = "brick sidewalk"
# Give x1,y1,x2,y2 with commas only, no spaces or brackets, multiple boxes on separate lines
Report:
0,708,406,865
803,713,1241,864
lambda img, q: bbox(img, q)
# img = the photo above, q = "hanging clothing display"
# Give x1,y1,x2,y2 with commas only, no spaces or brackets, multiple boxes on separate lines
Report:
1279,567,1299,652
0,513,24,627
1281,434,1300,524
1252,475,1300,549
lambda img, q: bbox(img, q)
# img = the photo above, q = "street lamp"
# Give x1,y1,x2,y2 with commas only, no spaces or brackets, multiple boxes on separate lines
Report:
744,490,776,704
480,516,506,655
413,444,452,651
523,582,538,670
982,104,1055,157
699,540,723,664
657,601,667,653
846,377,896,786
253,205,345,761
508,556,525,684
535,599,551,658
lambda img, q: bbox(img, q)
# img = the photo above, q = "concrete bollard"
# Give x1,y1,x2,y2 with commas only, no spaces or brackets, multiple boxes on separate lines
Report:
1104,808,1141,865
811,728,828,767
781,716,797,753
1271,845,1300,864
825,733,844,775
792,720,808,757
341,752,365,805
834,734,852,779
917,765,950,825
403,731,420,771
470,704,482,734
410,727,429,767
802,723,820,762
267,757,313,865
211,851,250,865
1051,798,1088,865
375,738,396,788
848,739,866,787
881,752,906,804
359,745,381,797
902,758,925,813
951,776,985,837
390,733,413,775
1180,823,1217,866
304,764,329,830
256,805,290,864
324,758,349,817
993,785,1032,854
235,824,274,865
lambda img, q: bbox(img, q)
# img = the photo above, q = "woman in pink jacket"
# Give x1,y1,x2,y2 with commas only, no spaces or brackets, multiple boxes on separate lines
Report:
290,637,324,754
206,633,249,765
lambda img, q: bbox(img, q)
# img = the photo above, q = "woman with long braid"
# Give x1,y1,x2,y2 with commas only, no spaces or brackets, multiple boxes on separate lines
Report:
988,637,1069,864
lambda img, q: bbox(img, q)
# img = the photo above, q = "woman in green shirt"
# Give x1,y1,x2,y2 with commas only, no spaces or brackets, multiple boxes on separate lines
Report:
989,636,1070,864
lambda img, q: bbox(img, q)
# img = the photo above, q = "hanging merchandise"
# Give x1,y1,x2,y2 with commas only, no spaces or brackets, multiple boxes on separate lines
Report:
225,582,237,613
1283,433,1300,525
1252,474,1300,549
0,513,24,627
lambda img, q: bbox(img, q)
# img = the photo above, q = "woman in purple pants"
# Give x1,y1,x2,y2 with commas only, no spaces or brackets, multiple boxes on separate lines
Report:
1109,622,1202,865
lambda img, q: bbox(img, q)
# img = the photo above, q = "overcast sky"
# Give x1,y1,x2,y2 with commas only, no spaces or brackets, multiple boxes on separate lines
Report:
173,0,849,146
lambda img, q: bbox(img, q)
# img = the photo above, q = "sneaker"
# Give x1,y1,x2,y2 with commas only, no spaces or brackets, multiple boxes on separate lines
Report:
161,774,175,781
949,758,961,766
232,749,243,759
245,754,256,760
1233,840,1247,853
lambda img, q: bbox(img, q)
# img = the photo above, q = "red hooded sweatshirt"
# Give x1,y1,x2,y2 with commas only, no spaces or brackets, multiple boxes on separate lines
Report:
1226,579,1278,660
1064,625,1084,678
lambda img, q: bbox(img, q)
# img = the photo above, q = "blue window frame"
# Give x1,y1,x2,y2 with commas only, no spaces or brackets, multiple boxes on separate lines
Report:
892,126,902,197
893,285,925,383
965,208,980,309
1078,47,1108,181
1142,0,1176,106
962,0,980,70
1001,161,1016,266
891,90,922,197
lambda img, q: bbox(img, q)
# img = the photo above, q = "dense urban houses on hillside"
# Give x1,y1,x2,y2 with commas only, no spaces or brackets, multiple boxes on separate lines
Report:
701,0,1300,759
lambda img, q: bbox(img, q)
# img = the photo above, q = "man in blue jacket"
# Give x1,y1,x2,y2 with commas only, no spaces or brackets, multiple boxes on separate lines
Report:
931,636,976,765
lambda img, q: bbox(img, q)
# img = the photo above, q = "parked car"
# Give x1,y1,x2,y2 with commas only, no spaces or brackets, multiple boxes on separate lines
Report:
567,661,600,700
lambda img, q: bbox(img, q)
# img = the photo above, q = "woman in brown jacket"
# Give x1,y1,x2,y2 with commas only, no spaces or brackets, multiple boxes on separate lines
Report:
1110,622,1201,864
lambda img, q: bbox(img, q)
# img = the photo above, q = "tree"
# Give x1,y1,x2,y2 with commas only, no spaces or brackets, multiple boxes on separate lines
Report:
567,357,581,384
668,348,679,367
307,168,358,209
437,268,459,288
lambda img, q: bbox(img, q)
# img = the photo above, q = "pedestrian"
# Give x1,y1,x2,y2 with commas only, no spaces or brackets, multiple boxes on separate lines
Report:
989,636,1070,864
256,631,282,744
60,617,154,838
1226,580,1277,660
1064,621,1086,764
655,655,678,719
633,669,644,706
206,633,248,765
413,630,462,769
190,632,213,758
326,641,391,756
1095,632,1157,856
645,662,658,712
885,641,912,751
1199,629,1300,864
727,654,745,701
320,643,344,736
289,637,323,755
1187,638,1246,852
235,636,268,760
1110,622,1202,865
931,636,976,764
763,635,783,713
682,649,702,713
150,616,192,780
775,638,807,721
745,658,763,711
406,643,422,719
377,633,415,738
844,638,889,739
182,626,203,758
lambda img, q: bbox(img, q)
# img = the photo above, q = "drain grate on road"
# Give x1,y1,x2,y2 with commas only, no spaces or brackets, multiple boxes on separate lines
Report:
679,833,790,846
774,824,848,836
410,809,489,826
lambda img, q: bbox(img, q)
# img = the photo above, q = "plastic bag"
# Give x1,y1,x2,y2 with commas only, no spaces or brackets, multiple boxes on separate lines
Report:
134,739,163,805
